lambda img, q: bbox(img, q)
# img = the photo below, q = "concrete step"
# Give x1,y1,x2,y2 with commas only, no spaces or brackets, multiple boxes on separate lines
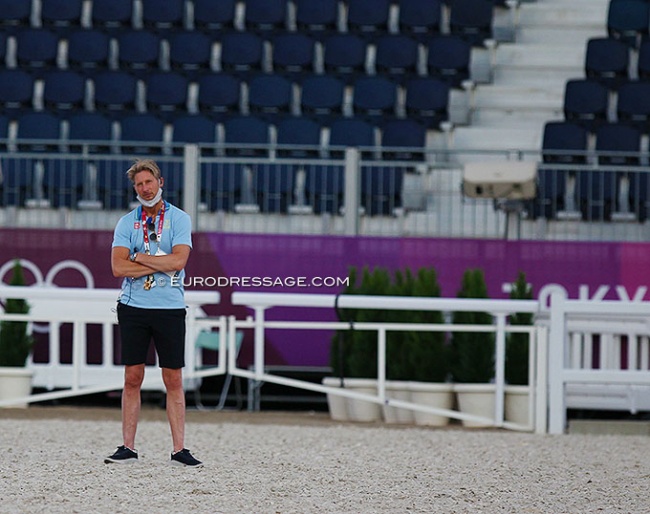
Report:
449,126,543,157
470,108,560,129
518,2,609,28
495,43,585,69
568,419,650,436
472,83,564,109
516,26,607,45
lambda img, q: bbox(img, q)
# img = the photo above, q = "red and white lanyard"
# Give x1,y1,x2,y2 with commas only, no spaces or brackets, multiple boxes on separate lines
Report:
141,202,165,255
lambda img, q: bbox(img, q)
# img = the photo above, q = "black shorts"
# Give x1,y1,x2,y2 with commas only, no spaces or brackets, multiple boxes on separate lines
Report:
117,302,186,369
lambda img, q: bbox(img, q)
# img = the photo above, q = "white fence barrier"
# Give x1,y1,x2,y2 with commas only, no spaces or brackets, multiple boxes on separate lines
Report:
3,287,650,433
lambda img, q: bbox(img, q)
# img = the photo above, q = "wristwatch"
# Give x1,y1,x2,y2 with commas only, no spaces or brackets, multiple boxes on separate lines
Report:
130,253,137,262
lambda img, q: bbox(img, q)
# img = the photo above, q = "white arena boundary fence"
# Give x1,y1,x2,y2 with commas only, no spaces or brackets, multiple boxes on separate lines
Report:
1,286,650,434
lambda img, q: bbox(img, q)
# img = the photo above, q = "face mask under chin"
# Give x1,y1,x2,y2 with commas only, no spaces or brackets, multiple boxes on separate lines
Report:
137,188,163,208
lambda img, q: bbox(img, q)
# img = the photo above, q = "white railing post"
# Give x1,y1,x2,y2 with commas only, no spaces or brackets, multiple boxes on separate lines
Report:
494,313,506,426
377,326,386,404
534,325,548,434
343,147,360,236
548,291,567,434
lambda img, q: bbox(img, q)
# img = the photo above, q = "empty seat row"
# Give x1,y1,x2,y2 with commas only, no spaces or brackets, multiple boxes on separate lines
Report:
607,0,650,48
537,120,650,221
0,69,451,129
0,0,496,45
564,78,650,132
0,27,472,87
585,36,650,88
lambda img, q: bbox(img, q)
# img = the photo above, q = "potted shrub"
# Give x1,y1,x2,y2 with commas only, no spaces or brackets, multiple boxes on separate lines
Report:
406,267,454,426
505,271,534,426
0,260,35,408
450,268,496,426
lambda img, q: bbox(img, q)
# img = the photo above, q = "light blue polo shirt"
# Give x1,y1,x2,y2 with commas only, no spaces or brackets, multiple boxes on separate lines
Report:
112,201,192,309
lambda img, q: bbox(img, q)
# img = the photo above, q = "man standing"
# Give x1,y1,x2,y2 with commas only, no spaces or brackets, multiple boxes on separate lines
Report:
105,159,202,467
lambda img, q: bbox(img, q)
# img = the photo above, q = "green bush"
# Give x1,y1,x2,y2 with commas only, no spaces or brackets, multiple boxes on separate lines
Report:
331,265,447,382
450,269,494,383
0,260,34,367
506,271,534,386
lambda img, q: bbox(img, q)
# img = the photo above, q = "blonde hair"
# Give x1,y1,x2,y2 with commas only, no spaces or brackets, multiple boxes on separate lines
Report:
126,159,162,183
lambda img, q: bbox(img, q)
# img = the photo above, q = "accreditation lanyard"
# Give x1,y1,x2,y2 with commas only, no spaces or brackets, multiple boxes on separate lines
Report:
141,202,165,255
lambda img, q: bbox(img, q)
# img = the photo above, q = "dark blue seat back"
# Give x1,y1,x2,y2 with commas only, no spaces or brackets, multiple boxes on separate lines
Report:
636,39,650,80
247,74,293,122
375,35,419,83
193,0,237,33
67,29,111,75
361,165,403,215
119,113,165,154
91,0,134,32
96,159,135,209
67,112,113,152
448,0,494,47
276,117,321,158
93,70,138,118
220,32,264,75
397,0,443,41
346,0,391,39
42,70,86,116
41,0,83,32
294,0,339,39
607,0,650,47
617,81,650,132
145,71,189,120
323,33,367,82
0,69,35,115
352,76,397,122
563,79,609,131
141,0,185,32
0,0,31,32
223,115,270,157
404,77,450,129
117,30,161,78
15,28,59,75
244,0,288,33
427,35,471,88
17,111,61,151
272,32,316,79
197,73,241,120
169,31,213,78
381,119,426,161
328,117,375,159
300,75,345,122
585,37,630,90
172,114,217,145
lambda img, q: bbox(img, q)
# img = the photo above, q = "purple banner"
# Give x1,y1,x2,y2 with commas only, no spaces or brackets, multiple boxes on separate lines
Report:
0,229,641,367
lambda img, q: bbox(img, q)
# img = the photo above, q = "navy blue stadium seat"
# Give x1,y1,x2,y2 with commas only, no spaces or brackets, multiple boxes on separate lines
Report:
253,161,296,213
42,158,86,208
243,0,288,34
580,122,642,220
117,30,162,78
271,32,316,79
345,0,391,39
1,159,34,207
585,37,630,90
119,113,165,154
294,0,339,40
171,114,217,146
16,111,61,152
144,71,189,121
397,0,443,41
247,74,293,122
607,0,650,47
636,39,650,80
328,117,375,159
323,33,368,83
361,165,403,216
0,32,6,64
300,75,345,123
0,0,31,32
67,112,113,153
91,0,134,32
448,0,494,47
276,117,321,158
222,115,270,157
563,79,609,131
536,121,589,219
352,76,398,123
197,73,241,120
96,159,135,209
168,31,213,79
200,161,244,212
66,29,111,76
0,114,8,149
374,35,419,83
381,119,426,161
404,77,450,130
617,80,650,132
41,0,83,33
141,0,185,33
160,165,184,208
15,28,59,75
93,70,138,118
220,32,264,75
304,164,345,214
42,70,86,116
0,69,35,115
193,0,237,33
427,35,472,88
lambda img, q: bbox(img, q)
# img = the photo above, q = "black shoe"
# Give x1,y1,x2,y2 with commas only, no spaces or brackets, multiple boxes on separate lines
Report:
104,445,138,464
170,448,203,467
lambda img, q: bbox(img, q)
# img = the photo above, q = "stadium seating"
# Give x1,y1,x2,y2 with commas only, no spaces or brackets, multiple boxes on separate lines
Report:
67,112,114,153
323,33,368,83
397,0,443,41
584,37,630,90
448,0,494,47
144,71,189,121
636,39,650,80
247,74,293,122
616,80,650,132
66,29,111,76
92,70,138,118
117,30,162,78
220,32,264,75
294,0,339,39
42,70,87,117
119,113,165,154
404,77,450,130
192,0,237,33
197,73,242,121
271,32,316,79
15,28,59,76
426,35,472,88
0,69,35,115
141,0,185,33
607,0,650,47
91,0,134,33
41,0,84,33
374,35,419,83
168,31,213,79
243,0,288,34
345,0,391,39
0,0,31,32
299,75,345,123
351,76,398,124
563,78,609,131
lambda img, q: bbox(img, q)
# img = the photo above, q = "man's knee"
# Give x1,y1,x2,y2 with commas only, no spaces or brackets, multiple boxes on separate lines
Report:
124,365,145,389
162,368,183,391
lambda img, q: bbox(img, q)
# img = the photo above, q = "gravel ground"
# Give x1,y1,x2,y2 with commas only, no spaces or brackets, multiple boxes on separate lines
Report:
0,407,649,513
